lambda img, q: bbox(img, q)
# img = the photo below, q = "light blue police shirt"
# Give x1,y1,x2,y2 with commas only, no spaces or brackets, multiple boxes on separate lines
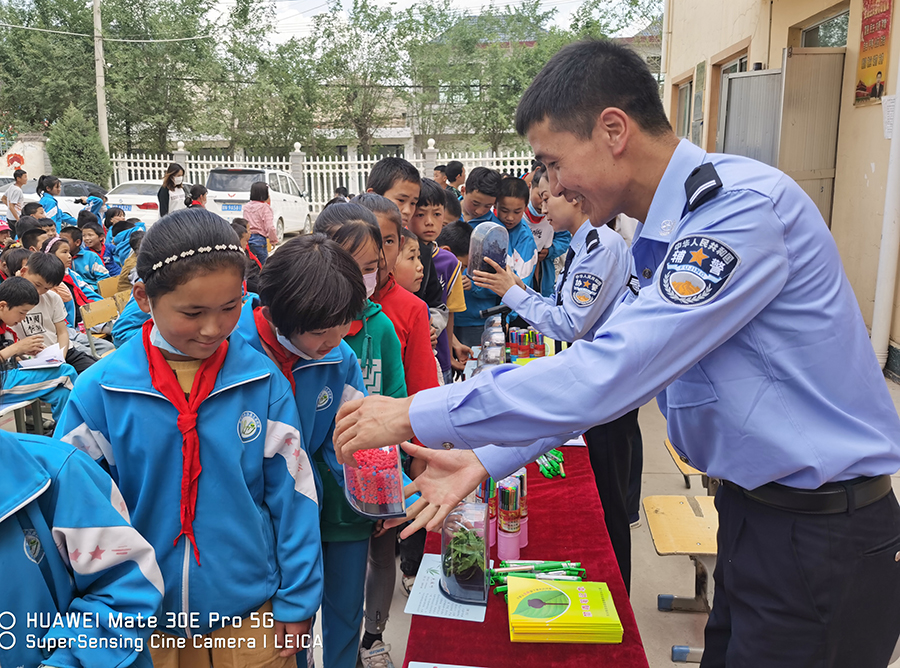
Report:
503,220,636,343
410,139,900,490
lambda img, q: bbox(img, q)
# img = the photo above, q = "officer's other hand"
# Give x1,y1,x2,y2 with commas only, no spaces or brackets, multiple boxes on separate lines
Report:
334,395,416,466
472,257,524,297
385,444,489,538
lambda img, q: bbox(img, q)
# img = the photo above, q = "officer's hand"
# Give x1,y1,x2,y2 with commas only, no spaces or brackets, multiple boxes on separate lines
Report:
334,395,416,466
472,257,524,297
385,444,489,538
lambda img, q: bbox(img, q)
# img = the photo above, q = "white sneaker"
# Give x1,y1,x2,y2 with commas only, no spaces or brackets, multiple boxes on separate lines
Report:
359,640,395,668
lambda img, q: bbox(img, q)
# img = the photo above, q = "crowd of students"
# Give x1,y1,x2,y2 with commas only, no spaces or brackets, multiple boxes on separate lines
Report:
0,154,657,668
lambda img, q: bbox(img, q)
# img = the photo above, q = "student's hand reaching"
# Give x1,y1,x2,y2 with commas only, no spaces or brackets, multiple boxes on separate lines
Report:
386,444,489,538
472,257,524,298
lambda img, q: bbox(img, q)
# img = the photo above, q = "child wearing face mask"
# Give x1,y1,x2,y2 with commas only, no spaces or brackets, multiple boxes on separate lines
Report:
55,208,323,668
313,202,406,400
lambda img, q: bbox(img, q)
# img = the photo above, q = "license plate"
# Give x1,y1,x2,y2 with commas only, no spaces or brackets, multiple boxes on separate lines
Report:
118,204,132,211
222,204,242,212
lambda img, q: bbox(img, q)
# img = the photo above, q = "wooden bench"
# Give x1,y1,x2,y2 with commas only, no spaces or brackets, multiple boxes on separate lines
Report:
643,494,719,663
665,438,704,489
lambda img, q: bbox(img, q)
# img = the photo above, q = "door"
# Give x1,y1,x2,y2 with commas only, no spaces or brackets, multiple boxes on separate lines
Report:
716,69,783,165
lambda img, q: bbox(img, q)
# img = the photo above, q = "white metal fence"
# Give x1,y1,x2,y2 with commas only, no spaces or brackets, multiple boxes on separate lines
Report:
110,141,535,214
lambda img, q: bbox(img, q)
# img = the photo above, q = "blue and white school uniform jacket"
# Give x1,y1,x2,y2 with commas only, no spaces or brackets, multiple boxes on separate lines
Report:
71,247,111,292
39,192,77,232
111,296,150,348
55,333,324,636
0,432,163,668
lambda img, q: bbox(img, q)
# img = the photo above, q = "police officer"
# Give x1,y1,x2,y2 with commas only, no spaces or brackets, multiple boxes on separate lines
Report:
334,40,900,667
471,174,642,591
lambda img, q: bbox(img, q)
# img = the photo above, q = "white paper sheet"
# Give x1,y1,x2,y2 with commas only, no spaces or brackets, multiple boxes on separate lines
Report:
404,553,488,623
18,343,65,369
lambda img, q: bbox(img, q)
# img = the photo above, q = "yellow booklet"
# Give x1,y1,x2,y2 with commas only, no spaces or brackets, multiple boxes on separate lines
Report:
507,577,623,644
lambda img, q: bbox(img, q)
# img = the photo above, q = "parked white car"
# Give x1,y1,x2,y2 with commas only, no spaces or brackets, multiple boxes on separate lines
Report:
0,178,106,222
205,168,312,242
106,181,171,226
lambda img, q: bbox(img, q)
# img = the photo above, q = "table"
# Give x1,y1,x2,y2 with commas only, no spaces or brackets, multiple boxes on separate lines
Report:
402,445,649,668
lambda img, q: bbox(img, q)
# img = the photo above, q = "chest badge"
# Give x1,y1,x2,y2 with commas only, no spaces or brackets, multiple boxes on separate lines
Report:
237,411,262,443
24,529,44,564
316,386,334,411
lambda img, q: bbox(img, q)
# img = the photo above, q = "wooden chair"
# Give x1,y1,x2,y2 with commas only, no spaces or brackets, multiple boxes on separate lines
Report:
665,438,705,489
80,299,119,358
113,290,132,313
643,494,719,663
98,276,120,300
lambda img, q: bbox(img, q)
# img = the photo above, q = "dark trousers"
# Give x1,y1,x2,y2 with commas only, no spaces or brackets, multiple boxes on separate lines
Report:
399,528,428,577
584,408,640,593
65,347,95,374
626,423,643,521
702,483,900,667
248,233,269,264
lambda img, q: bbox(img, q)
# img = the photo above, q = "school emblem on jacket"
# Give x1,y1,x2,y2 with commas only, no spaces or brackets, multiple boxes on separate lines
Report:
316,386,334,411
237,411,262,443
571,272,604,307
23,529,44,564
659,235,740,306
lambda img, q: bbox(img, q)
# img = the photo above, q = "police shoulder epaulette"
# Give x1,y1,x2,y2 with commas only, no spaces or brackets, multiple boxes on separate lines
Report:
684,163,723,212
585,229,600,254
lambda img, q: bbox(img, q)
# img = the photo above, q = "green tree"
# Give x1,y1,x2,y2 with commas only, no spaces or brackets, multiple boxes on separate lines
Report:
47,105,112,185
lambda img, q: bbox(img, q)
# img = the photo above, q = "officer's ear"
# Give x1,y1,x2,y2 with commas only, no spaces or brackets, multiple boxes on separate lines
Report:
596,108,629,158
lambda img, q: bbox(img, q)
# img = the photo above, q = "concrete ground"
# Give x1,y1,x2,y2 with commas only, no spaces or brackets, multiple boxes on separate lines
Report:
315,378,900,668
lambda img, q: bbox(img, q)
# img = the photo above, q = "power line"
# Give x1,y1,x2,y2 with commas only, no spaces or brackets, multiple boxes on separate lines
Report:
0,21,215,42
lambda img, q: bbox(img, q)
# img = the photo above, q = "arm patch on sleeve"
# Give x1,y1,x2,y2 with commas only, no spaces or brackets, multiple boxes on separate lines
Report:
571,272,604,307
658,235,740,306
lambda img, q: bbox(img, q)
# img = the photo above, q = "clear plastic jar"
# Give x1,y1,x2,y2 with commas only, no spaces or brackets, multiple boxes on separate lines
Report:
343,444,406,519
440,502,489,605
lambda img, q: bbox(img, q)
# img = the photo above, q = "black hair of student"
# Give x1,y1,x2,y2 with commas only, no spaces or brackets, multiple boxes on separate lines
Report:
25,251,65,286
111,220,136,237
82,221,104,238
436,221,473,257
77,210,98,228
190,184,207,200
334,186,349,198
313,201,383,256
162,163,185,191
230,221,248,238
0,276,39,308
322,196,346,210
137,208,244,299
13,169,26,180
104,208,125,228
352,193,402,237
531,164,546,189
21,229,44,251
36,175,60,196
15,216,39,235
129,230,145,253
417,178,446,208
4,248,33,276
445,161,465,182
21,202,42,217
232,217,248,228
249,181,269,202
515,39,671,140
258,233,367,336
59,225,84,241
465,167,502,198
498,177,530,204
434,165,447,174
399,227,418,245
41,236,69,254
38,219,56,231
125,217,142,223
444,191,462,221
366,157,421,195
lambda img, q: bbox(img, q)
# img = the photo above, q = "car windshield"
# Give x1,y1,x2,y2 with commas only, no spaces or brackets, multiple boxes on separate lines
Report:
206,170,265,192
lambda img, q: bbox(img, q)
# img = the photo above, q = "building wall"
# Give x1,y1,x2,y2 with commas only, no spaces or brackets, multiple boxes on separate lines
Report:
664,0,900,354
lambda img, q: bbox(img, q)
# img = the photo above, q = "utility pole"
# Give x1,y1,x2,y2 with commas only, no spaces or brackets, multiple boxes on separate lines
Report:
93,0,110,154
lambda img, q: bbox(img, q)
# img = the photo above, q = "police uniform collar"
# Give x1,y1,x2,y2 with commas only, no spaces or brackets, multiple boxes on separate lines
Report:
639,139,708,243
569,220,593,252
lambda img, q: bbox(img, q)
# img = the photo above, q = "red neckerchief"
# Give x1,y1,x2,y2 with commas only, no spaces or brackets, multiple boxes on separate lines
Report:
141,320,229,565
0,322,18,342
0,271,8,281
253,307,297,392
247,249,262,270
96,242,106,258
63,273,91,307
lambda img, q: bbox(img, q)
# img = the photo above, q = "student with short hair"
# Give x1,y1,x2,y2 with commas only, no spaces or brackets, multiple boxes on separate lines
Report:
37,218,57,236
493,176,538,290
61,225,110,291
4,247,33,277
459,167,502,224
117,229,145,292
56,208,322,666
36,175,77,232
433,164,447,187
81,220,121,277
76,209,99,229
14,252,95,373
21,228,49,253
529,168,572,298
445,160,465,197
231,218,261,294
2,168,27,225
443,188,462,225
244,182,277,263
21,201,45,218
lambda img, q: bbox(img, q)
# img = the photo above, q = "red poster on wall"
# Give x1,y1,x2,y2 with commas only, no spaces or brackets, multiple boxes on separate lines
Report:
856,0,893,104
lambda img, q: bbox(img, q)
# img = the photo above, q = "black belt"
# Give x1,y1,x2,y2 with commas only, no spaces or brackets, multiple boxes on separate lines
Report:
724,475,893,514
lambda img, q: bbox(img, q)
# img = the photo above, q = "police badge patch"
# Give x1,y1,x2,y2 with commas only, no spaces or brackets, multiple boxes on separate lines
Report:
571,272,604,307
658,235,740,306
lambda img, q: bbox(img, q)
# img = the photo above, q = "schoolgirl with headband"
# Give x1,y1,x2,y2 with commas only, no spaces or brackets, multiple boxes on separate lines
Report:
55,208,323,667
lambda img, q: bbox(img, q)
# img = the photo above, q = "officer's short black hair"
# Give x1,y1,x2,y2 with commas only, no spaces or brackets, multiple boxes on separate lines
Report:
445,161,465,182
0,275,39,308
366,157,421,195
258,233,367,336
465,167,502,199
436,221,473,258
515,39,671,139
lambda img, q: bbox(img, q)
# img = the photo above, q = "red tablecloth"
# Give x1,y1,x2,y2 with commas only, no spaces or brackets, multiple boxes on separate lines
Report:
402,446,649,668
